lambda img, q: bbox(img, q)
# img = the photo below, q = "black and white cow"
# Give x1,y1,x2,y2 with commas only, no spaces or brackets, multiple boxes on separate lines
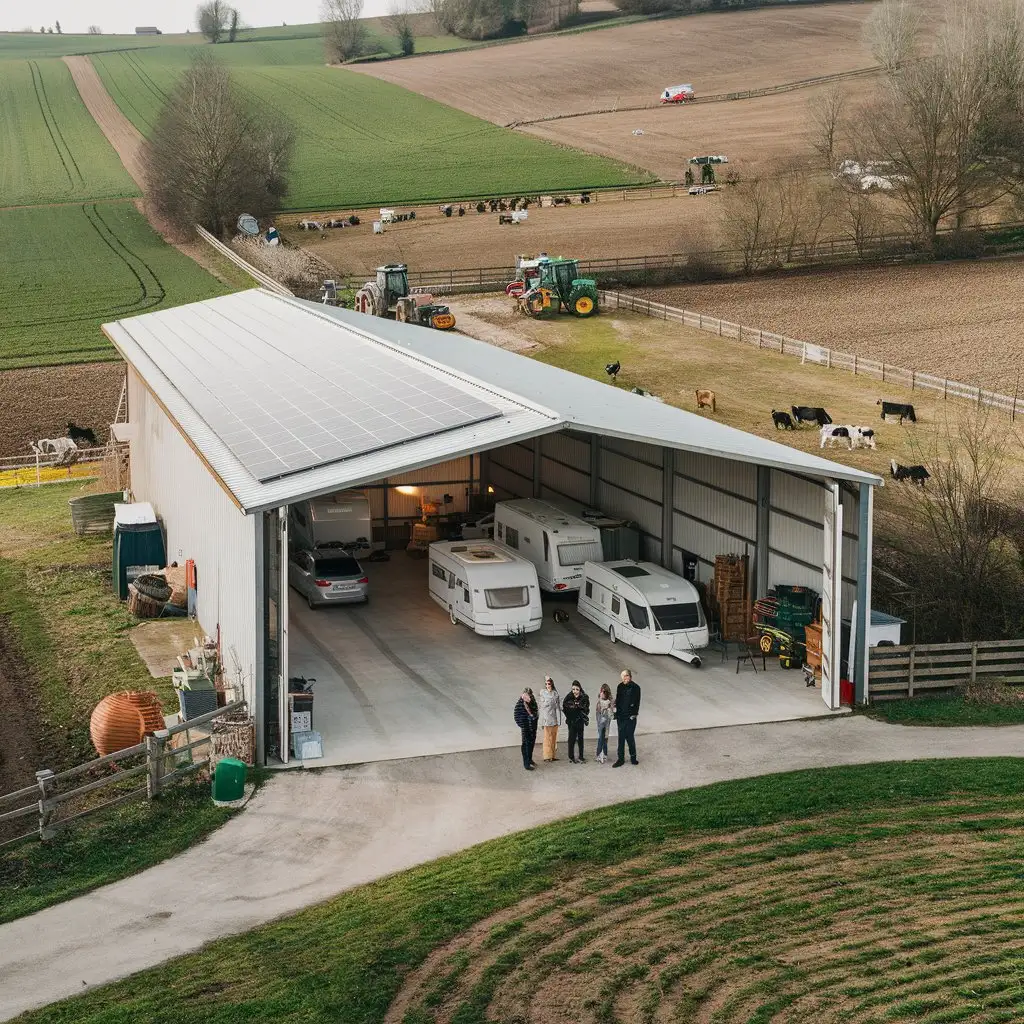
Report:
772,409,796,430
890,459,929,485
877,400,917,424
792,405,833,427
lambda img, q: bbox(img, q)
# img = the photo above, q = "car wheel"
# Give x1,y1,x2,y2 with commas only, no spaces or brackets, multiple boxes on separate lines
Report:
450,606,458,625
308,596,317,610
609,625,616,644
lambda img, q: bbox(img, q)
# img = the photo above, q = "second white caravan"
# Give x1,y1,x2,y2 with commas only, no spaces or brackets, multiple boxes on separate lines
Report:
578,560,709,666
428,540,543,637
493,499,603,592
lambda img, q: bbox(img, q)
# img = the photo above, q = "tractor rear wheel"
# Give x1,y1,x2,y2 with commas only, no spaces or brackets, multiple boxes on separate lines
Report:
568,287,598,317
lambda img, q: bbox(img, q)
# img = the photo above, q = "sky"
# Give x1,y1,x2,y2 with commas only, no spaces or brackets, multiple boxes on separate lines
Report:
0,0,393,35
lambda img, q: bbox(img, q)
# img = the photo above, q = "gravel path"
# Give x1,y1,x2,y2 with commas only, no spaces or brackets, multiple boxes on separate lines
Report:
1,716,1022,1020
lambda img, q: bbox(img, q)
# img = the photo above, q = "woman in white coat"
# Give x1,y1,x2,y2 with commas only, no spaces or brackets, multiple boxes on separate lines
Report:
538,676,562,762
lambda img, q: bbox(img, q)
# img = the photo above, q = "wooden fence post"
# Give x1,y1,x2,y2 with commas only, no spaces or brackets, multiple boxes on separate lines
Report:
758,329,763,349
854,354,858,375
907,647,916,698
146,731,168,799
36,769,56,840
970,642,978,683
911,370,915,390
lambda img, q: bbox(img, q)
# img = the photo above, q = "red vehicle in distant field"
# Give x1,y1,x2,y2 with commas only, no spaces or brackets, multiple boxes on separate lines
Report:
660,84,695,103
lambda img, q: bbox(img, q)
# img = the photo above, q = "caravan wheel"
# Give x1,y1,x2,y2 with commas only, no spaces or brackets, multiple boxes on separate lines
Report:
450,606,458,626
609,625,616,644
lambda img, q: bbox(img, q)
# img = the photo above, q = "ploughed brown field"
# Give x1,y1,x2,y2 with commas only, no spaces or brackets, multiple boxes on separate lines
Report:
354,3,878,175
279,193,724,277
640,258,1024,395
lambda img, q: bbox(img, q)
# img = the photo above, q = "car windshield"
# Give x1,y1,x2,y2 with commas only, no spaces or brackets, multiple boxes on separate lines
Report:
651,602,703,631
314,556,361,577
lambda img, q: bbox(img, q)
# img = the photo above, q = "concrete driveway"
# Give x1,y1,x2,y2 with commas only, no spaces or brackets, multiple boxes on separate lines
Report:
2,716,1023,1021
287,555,836,766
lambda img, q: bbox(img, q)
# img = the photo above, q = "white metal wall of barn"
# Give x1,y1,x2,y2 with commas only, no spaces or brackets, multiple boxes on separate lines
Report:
125,368,258,702
487,431,863,606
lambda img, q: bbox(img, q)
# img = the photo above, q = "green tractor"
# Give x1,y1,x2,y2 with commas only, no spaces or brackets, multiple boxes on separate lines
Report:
518,257,599,319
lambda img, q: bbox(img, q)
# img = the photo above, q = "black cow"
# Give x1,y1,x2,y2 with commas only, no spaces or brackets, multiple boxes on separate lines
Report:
67,422,97,446
771,409,795,430
890,459,929,486
791,405,832,427
877,400,917,424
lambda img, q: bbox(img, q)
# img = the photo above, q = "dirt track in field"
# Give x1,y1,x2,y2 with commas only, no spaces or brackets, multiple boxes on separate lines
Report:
63,55,145,189
639,258,1024,394
282,194,723,276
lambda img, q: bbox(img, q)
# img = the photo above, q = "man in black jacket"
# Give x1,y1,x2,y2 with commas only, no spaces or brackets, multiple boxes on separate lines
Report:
612,669,641,767
562,680,590,763
513,688,538,771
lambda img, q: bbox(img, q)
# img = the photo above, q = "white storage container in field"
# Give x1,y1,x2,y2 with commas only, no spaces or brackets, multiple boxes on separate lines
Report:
494,499,603,592
578,560,709,666
428,540,542,637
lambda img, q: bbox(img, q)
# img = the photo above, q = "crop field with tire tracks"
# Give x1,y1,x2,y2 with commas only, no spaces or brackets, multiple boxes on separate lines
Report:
0,203,227,370
0,58,139,206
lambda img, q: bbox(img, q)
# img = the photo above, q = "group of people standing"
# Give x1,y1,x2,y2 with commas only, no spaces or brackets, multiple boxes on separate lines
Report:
513,670,641,771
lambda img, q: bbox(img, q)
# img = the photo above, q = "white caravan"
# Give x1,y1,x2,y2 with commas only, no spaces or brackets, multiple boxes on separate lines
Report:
578,560,708,667
428,540,543,636
289,490,372,554
493,499,603,592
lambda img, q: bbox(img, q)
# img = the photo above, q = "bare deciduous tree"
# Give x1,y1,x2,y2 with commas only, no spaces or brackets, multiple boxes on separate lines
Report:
143,54,295,238
87,25,102,34
808,83,845,172
197,0,237,43
386,3,416,55
865,0,922,72
322,0,367,61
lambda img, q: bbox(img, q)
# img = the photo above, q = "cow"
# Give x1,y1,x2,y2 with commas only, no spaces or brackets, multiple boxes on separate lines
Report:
850,427,876,449
820,425,852,448
791,406,833,427
771,410,795,430
67,422,97,446
877,400,917,424
695,389,716,412
890,459,930,485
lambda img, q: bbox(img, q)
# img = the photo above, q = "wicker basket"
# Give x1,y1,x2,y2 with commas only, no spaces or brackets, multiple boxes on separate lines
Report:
127,582,165,618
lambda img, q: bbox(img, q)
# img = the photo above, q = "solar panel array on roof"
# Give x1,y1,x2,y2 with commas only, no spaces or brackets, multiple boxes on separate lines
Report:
131,300,503,483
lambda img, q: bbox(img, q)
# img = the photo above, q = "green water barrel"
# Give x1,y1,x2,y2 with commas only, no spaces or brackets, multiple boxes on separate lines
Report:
113,521,166,600
212,758,247,802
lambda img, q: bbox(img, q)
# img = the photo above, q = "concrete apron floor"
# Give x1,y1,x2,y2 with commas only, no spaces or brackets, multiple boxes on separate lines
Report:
3,716,1024,1022
287,555,841,767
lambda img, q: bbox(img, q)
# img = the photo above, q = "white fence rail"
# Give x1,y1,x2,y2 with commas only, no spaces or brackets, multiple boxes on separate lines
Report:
600,291,1024,419
0,445,107,488
195,226,293,297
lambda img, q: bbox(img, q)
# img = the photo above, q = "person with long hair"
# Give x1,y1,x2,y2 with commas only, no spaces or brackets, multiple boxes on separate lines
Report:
593,682,614,764
513,687,538,771
562,679,590,763
538,676,562,762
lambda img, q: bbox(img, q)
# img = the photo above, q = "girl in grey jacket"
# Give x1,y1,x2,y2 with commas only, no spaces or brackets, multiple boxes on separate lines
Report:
538,676,562,761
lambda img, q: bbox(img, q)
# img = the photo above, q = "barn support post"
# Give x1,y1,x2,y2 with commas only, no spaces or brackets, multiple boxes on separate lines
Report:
589,435,600,507
382,478,390,543
854,483,874,704
755,467,770,599
661,448,674,570
253,511,266,766
532,437,542,498
479,451,491,498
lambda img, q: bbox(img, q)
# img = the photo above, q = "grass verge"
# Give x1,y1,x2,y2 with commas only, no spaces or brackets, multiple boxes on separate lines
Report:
862,691,1024,727
0,779,235,925
17,757,1024,1023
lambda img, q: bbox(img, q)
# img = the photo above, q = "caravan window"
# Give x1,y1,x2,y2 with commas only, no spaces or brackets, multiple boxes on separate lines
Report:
626,600,650,630
543,532,550,561
431,563,447,581
448,571,456,589
505,526,519,549
611,596,621,615
651,603,704,631
485,586,529,609
558,541,601,566
585,581,593,598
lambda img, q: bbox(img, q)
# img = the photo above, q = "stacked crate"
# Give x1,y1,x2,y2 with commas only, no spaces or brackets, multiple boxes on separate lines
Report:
713,554,749,641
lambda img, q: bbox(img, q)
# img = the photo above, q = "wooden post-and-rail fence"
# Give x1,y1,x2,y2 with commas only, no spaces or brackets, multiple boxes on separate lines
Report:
868,640,1024,700
0,700,246,849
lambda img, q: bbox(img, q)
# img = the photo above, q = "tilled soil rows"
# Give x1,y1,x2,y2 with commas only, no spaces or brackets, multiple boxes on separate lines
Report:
637,258,1024,394
0,362,123,457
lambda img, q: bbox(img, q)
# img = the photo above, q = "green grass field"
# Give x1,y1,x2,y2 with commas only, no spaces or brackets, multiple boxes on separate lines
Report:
18,758,1024,1023
0,203,228,369
0,58,139,207
92,48,649,210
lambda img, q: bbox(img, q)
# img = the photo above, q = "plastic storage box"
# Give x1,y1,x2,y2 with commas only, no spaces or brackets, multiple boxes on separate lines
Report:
212,757,247,801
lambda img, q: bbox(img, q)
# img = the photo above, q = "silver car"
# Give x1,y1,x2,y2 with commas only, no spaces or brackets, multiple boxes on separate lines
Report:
288,548,369,608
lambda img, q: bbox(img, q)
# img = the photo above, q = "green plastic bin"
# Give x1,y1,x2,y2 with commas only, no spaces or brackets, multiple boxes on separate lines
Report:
212,757,247,802
113,521,166,600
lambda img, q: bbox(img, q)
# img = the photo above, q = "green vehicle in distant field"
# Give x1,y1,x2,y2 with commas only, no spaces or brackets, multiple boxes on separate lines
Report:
508,255,600,318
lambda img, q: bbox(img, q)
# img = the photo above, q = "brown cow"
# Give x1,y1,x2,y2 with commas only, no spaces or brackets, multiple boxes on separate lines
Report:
695,389,716,412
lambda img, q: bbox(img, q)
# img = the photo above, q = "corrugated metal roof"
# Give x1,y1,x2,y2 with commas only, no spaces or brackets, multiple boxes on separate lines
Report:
105,288,880,515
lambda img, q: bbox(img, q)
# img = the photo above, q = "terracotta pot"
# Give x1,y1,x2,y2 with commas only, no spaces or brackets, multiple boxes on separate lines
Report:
121,690,166,734
90,694,146,756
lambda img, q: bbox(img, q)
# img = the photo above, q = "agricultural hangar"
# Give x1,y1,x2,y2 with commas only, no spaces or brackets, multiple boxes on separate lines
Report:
104,290,882,767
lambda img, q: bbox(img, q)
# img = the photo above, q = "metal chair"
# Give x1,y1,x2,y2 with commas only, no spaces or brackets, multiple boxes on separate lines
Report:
736,636,767,674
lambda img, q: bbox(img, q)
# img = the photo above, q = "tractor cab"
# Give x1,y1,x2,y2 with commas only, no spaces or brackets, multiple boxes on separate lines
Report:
353,263,456,330
520,256,599,318
377,264,411,313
